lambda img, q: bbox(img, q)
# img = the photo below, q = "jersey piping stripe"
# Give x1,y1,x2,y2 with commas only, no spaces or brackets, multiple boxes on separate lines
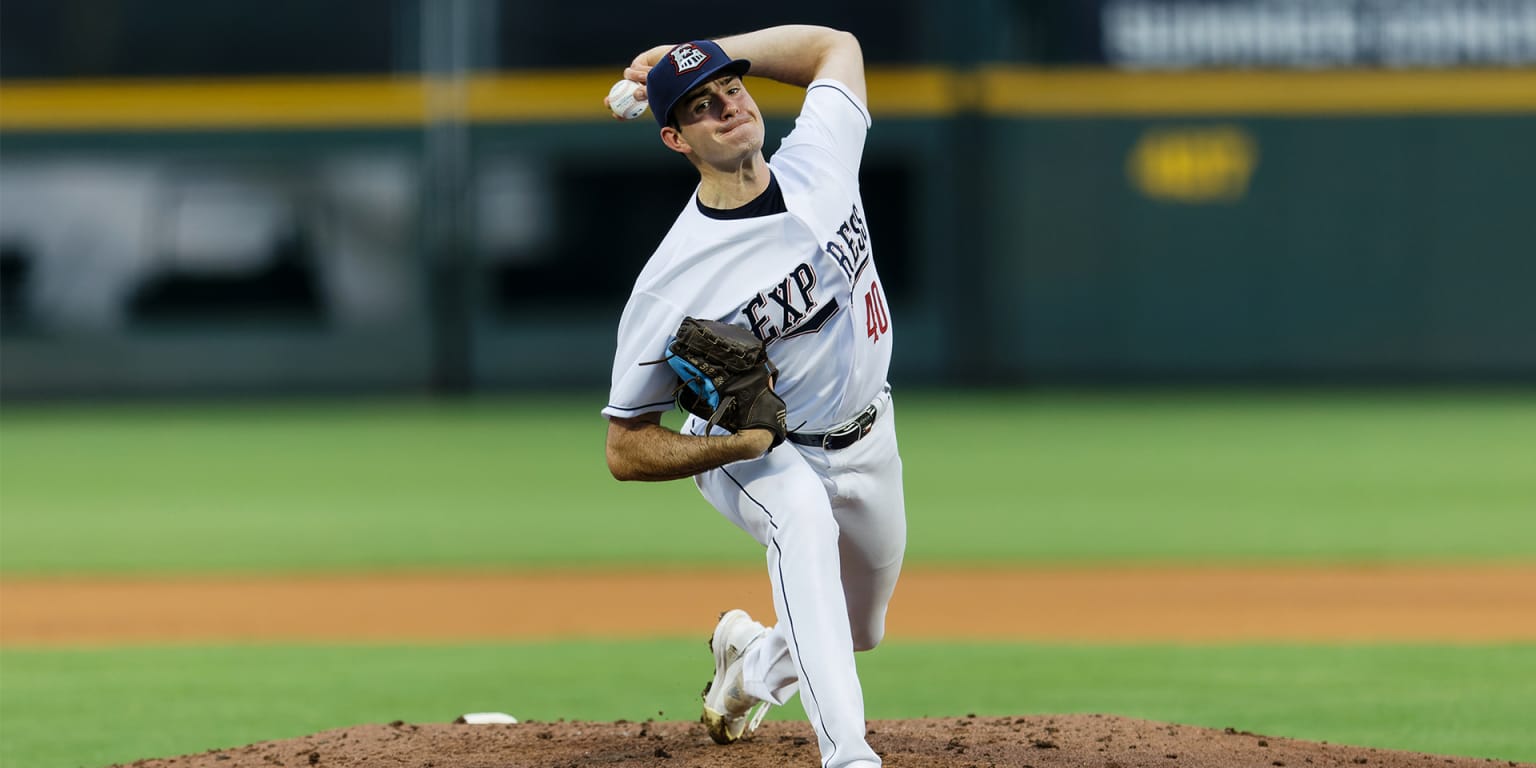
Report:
720,466,838,762
806,82,872,127
604,399,676,413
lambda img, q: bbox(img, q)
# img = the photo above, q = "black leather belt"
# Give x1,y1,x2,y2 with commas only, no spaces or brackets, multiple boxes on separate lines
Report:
786,402,879,450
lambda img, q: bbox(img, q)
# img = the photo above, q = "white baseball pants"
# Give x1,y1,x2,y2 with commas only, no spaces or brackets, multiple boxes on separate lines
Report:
694,388,906,768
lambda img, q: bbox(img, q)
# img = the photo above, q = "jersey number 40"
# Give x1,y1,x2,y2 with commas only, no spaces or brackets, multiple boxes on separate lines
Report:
865,281,890,343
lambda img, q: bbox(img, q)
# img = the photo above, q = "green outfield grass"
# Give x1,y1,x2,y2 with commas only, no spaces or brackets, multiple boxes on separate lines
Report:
3,390,1534,572
3,641,1533,768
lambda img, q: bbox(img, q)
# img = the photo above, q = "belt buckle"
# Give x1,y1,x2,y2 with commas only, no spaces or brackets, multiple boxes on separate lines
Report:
822,404,877,450
822,422,858,450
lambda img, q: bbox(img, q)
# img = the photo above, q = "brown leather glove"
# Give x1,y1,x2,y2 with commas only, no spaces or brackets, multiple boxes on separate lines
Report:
655,317,787,449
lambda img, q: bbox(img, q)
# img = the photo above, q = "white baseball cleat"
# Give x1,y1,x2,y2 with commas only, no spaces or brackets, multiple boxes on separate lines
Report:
700,608,771,744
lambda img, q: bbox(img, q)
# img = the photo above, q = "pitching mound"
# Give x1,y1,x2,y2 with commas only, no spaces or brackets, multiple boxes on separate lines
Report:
111,714,1527,768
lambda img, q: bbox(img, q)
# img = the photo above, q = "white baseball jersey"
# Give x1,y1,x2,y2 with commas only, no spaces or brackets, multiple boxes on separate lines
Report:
603,79,893,432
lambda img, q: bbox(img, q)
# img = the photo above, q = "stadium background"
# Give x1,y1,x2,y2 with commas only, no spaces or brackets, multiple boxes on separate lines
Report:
2,1,1534,767
4,0,1534,394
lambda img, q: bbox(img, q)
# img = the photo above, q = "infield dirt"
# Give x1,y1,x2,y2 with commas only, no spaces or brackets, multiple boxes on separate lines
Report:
7,564,1535,645
106,715,1532,768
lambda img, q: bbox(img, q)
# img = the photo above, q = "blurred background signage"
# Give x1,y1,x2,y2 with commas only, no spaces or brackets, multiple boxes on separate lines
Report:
1101,0,1536,69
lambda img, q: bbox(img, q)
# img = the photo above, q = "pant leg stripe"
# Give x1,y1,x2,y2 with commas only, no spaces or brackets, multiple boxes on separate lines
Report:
773,536,838,767
721,468,836,764
722,466,777,531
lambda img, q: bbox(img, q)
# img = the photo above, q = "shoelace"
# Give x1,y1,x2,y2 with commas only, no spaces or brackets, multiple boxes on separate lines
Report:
745,700,772,735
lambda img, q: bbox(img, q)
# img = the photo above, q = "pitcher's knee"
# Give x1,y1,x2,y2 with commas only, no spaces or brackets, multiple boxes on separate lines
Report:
852,624,885,652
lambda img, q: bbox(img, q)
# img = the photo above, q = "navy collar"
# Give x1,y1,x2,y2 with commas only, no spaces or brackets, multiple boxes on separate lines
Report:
697,172,787,220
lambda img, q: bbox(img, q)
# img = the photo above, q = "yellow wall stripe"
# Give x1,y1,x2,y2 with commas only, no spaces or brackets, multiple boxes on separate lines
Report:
0,77,431,130
3,67,1533,131
980,68,1536,116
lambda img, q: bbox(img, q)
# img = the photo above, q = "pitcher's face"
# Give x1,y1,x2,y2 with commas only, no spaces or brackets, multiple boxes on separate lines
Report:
669,76,764,163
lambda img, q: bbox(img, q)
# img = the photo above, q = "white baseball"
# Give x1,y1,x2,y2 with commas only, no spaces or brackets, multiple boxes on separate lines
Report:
607,79,649,121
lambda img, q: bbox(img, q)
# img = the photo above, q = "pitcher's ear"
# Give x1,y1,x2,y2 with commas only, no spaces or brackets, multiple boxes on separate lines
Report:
661,125,691,155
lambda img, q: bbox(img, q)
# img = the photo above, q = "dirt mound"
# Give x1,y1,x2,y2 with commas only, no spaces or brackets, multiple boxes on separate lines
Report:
111,715,1528,768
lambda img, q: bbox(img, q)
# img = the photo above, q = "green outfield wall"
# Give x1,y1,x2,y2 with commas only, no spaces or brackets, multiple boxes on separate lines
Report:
985,114,1536,381
3,6,1534,395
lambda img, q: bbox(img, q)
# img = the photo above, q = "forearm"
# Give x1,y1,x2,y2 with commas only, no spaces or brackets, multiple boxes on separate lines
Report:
627,25,863,99
712,25,860,89
606,417,771,482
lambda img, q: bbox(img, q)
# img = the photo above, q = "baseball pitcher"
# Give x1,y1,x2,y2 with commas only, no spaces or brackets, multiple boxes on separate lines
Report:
602,25,906,768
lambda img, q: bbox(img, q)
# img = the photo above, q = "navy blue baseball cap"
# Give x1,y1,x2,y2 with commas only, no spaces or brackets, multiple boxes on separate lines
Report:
646,40,752,129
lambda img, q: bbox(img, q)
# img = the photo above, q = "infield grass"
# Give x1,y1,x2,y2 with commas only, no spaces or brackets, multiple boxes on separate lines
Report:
3,642,1533,768
3,390,1534,573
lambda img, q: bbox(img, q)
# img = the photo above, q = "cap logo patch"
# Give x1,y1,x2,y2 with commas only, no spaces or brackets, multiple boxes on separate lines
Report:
669,44,711,74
